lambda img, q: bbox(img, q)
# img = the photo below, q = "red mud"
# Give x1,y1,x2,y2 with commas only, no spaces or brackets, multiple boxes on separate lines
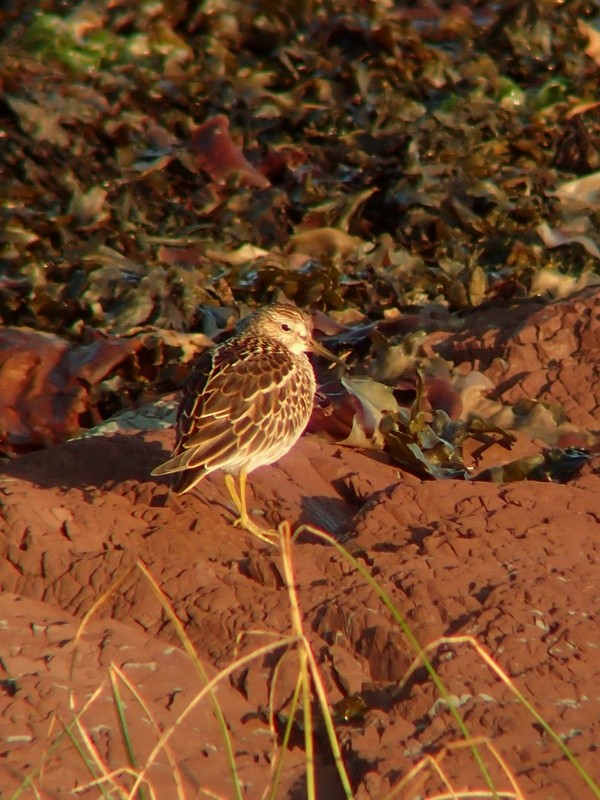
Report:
1,289,599,799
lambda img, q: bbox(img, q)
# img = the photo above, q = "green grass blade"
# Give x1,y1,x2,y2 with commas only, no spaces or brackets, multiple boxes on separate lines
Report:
267,671,303,800
135,560,243,800
109,669,148,800
296,527,498,798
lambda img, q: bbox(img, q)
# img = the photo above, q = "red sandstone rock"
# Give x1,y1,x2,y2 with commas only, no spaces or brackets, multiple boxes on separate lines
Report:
1,289,600,798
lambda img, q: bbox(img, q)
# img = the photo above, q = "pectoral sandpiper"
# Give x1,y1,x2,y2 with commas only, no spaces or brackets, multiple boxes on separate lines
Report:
151,303,343,542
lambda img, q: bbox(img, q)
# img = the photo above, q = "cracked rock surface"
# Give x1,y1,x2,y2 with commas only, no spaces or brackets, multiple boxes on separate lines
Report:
1,291,599,799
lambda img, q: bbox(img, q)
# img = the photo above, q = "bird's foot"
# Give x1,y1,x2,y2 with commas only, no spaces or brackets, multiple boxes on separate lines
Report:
232,514,279,544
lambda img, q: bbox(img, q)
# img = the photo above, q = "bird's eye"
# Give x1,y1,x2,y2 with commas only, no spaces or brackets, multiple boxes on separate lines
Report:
281,323,292,332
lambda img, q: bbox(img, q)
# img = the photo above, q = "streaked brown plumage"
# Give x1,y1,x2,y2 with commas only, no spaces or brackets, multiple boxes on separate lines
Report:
151,303,342,542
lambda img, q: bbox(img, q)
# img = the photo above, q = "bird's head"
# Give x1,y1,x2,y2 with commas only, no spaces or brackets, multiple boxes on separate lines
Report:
246,304,345,364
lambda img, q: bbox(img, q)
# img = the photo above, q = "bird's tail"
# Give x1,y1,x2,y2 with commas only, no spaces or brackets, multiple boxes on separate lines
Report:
151,451,208,495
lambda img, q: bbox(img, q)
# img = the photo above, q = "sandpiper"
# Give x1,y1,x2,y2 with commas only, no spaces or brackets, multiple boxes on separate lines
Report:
151,303,343,542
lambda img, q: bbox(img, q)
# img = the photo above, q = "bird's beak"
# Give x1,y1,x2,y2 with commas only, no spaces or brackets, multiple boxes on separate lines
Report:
309,338,347,369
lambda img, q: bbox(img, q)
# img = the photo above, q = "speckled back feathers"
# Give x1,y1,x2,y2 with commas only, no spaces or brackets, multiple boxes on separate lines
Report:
152,304,318,494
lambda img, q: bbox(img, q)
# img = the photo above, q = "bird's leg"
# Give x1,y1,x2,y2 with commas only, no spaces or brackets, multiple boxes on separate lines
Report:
224,473,241,511
225,469,278,544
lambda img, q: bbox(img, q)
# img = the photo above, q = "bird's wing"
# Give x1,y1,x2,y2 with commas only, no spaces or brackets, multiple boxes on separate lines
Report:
153,337,302,476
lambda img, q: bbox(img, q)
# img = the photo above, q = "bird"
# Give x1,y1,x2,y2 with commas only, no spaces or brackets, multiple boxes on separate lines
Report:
151,303,344,543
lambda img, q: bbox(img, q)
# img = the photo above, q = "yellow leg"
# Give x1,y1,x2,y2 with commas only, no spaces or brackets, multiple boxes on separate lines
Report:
224,473,241,511
224,469,278,544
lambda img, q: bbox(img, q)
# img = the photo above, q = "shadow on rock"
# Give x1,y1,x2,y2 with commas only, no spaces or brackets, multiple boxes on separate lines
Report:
296,493,363,540
1,433,168,491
